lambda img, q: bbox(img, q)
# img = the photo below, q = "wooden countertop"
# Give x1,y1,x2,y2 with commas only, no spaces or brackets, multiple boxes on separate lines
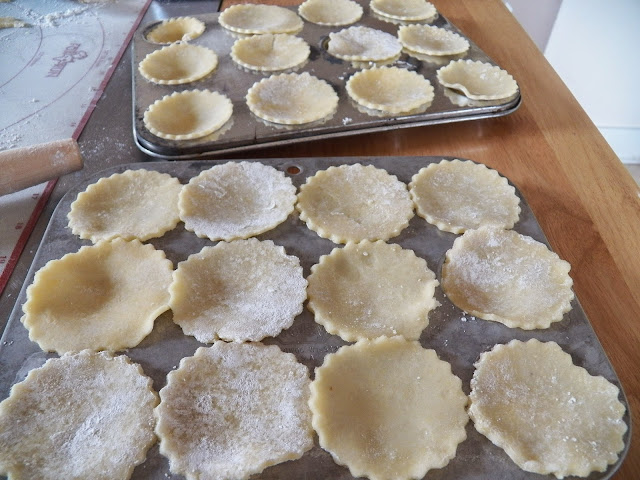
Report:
225,0,640,476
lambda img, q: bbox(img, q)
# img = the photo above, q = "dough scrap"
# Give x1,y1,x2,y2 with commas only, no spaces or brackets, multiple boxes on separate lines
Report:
296,164,414,244
0,350,158,480
398,24,469,56
437,59,518,100
21,238,173,354
469,339,627,478
298,0,363,26
178,161,296,241
246,72,338,125
138,43,218,85
67,169,182,242
310,336,468,480
0,17,27,28
170,239,307,343
346,66,434,114
219,4,303,34
441,226,574,329
231,33,309,72
146,16,205,44
409,159,521,233
155,342,313,480
370,0,437,21
327,26,402,62
143,89,233,140
307,240,438,341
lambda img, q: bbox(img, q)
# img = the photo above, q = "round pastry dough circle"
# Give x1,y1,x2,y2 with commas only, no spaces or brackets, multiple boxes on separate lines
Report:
146,16,205,44
0,350,158,480
441,226,574,329
346,66,434,114
170,239,307,343
219,4,303,34
310,336,468,480
246,72,338,125
178,161,297,241
143,89,232,140
298,0,363,26
296,164,414,243
469,339,627,478
409,159,521,233
370,0,437,21
231,34,310,72
398,24,469,56
138,43,218,85
21,238,173,353
307,240,439,341
437,59,518,100
67,169,182,242
327,26,402,62
155,342,313,480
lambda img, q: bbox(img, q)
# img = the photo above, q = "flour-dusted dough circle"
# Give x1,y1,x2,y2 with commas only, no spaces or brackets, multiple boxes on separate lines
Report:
310,336,468,480
67,169,182,243
327,26,402,61
370,0,437,21
297,164,414,244
308,241,438,341
441,227,574,329
155,342,314,480
21,238,173,354
409,159,521,233
178,161,296,241
143,89,233,140
470,339,627,478
170,239,307,342
398,24,469,56
346,66,434,114
0,350,158,480
246,72,338,125
298,0,363,26
219,4,303,34
437,59,518,100
231,34,310,72
138,43,218,85
146,16,205,44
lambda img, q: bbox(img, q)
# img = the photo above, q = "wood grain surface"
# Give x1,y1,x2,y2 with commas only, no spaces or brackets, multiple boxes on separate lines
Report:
223,0,640,477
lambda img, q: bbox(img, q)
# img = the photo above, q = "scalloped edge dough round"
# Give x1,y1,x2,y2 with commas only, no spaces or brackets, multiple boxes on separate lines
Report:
67,169,182,243
296,164,414,244
327,26,402,61
219,4,303,34
155,342,313,480
437,59,518,100
146,16,205,44
370,0,437,21
178,161,296,241
21,238,173,354
310,336,468,480
0,350,158,480
409,159,521,233
398,24,469,56
298,0,363,26
246,72,338,125
138,43,218,85
170,239,307,343
307,240,439,341
143,89,233,140
231,34,310,72
346,66,434,114
441,226,574,329
469,339,627,478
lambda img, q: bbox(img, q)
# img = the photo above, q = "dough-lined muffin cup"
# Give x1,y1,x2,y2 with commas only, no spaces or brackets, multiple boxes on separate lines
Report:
219,4,303,34
231,34,310,72
437,59,518,100
298,0,363,26
146,16,205,44
138,43,218,85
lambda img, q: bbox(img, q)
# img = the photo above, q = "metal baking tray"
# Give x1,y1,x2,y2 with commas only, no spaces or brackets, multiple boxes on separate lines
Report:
0,157,629,479
132,2,521,159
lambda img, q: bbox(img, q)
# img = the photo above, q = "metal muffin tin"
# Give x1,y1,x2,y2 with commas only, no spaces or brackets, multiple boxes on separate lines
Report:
132,2,521,159
0,156,629,479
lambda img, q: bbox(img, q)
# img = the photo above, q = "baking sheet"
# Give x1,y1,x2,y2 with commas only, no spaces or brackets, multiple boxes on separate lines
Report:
0,156,629,480
132,1,521,159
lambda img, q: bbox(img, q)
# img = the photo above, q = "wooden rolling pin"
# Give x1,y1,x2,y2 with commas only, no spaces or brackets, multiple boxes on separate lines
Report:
0,139,84,196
